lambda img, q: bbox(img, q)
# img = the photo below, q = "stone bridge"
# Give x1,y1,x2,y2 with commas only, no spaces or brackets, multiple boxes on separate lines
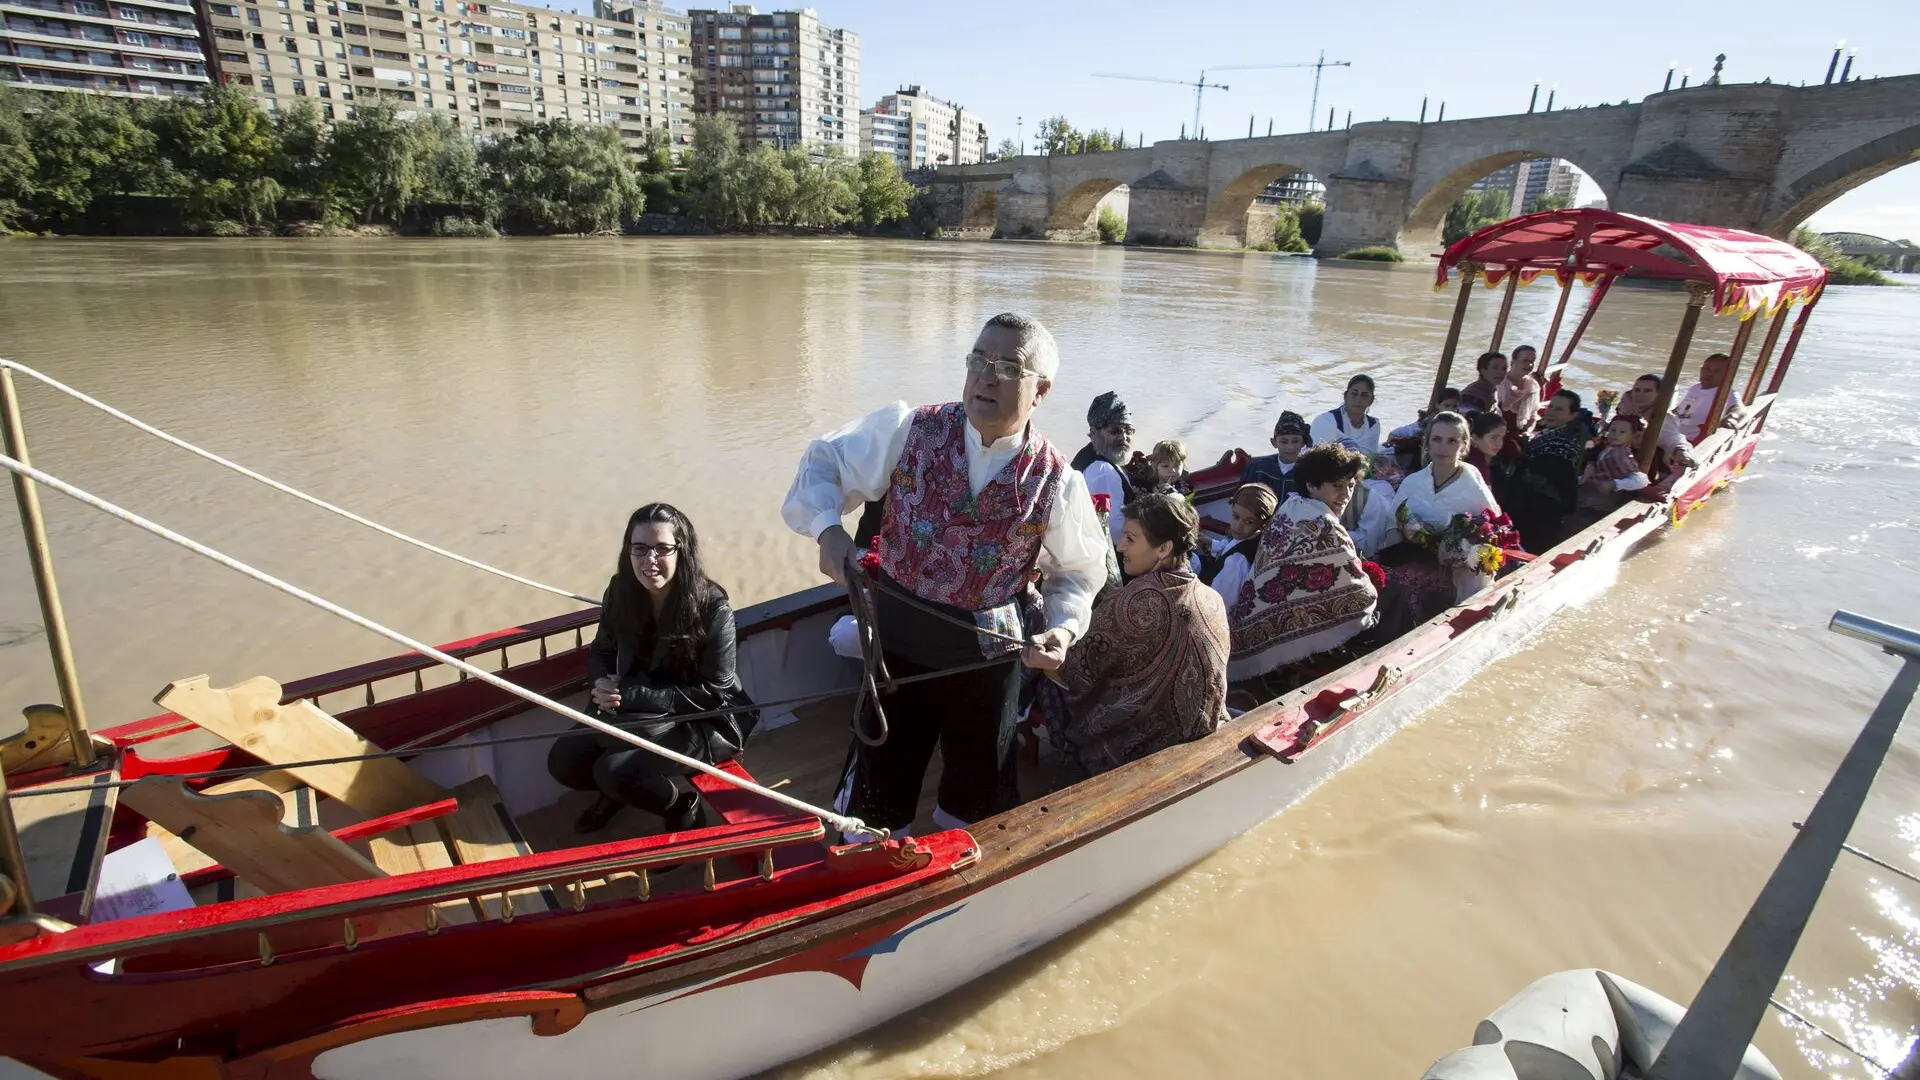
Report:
924,75,1920,256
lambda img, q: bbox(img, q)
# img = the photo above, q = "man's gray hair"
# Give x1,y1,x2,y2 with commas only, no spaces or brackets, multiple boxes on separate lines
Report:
984,312,1059,380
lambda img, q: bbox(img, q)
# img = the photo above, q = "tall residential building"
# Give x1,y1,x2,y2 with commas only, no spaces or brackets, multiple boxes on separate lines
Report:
1469,157,1581,215
687,6,856,152
197,0,692,152
858,84,984,168
2,0,210,97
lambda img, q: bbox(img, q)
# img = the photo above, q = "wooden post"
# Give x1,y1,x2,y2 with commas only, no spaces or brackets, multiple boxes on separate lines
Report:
1431,261,1478,409
0,368,94,769
1638,282,1711,473
1701,312,1757,436
1487,269,1520,352
1552,275,1615,375
1742,304,1792,405
0,766,30,915
1535,275,1575,379
1765,293,1821,396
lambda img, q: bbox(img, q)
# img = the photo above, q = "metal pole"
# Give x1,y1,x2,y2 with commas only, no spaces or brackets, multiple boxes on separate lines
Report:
1308,48,1324,132
1702,313,1757,435
1488,269,1521,352
1553,275,1614,374
1432,262,1478,409
0,766,31,916
1537,275,1575,377
1742,304,1792,404
1646,611,1920,1080
0,368,94,768
1638,281,1709,473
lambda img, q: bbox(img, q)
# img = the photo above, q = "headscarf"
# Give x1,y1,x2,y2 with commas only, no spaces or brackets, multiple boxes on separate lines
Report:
1088,391,1131,430
1232,482,1279,517
1273,411,1311,442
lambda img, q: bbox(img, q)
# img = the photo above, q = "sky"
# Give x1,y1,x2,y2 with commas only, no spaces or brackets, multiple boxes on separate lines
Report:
803,0,1920,239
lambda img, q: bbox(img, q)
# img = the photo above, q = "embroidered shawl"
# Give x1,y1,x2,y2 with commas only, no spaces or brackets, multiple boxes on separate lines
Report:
1226,496,1378,681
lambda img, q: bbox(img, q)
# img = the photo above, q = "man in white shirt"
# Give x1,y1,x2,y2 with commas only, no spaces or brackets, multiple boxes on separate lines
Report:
782,312,1109,837
1071,391,1135,546
1673,352,1741,442
1309,374,1383,454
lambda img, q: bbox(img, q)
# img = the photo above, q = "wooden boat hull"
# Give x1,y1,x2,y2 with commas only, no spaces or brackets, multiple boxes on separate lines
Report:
0,424,1760,1080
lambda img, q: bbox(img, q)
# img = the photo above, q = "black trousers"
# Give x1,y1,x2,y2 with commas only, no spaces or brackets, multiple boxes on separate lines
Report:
547,721,709,815
839,653,1023,833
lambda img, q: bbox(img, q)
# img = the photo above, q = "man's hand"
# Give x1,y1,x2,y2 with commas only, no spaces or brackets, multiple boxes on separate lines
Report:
589,675,621,713
1022,628,1072,671
817,525,855,585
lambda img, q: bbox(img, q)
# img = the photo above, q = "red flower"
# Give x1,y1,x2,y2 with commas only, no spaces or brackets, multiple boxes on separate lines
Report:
1090,493,1112,514
1278,565,1304,588
1304,564,1337,591
856,535,882,574
1360,560,1386,591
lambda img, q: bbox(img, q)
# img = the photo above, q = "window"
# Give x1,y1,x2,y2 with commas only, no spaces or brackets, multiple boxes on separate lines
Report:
246,8,261,25
260,74,274,90
291,77,304,93
289,57,300,72
218,50,244,62
318,80,329,96
329,20,341,34
210,3,239,14
322,103,335,117
281,36,297,51
278,13,292,28
251,31,265,47
348,43,366,54
305,18,318,32
215,27,243,39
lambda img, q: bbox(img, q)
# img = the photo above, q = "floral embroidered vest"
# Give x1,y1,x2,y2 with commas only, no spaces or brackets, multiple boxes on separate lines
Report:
878,403,1066,613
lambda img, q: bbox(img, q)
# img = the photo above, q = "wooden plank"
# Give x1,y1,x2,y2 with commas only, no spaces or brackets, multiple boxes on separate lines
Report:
156,675,444,817
1,704,83,775
366,820,478,925
11,766,118,920
121,778,384,895
145,775,311,879
437,775,556,918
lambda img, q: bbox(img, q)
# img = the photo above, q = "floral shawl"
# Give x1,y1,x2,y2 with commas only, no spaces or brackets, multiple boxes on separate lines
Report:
1226,496,1378,682
1056,566,1230,777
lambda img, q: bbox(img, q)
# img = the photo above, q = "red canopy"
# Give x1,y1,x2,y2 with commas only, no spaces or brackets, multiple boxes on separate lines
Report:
1436,208,1827,320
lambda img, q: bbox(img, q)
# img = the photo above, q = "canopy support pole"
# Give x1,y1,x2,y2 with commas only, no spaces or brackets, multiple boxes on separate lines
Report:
1702,312,1757,437
0,368,94,769
1742,304,1792,405
1431,261,1478,409
1638,282,1710,474
0,766,31,917
1765,293,1821,397
1547,275,1614,385
1535,275,1575,379
1487,269,1520,353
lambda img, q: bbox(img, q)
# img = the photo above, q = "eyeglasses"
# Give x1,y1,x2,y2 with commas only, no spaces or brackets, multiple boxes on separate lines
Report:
629,543,680,561
965,352,1038,382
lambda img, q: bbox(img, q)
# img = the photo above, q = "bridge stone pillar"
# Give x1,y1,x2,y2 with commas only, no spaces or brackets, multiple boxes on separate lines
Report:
1612,85,1788,230
993,159,1051,238
1123,140,1211,246
1313,123,1420,257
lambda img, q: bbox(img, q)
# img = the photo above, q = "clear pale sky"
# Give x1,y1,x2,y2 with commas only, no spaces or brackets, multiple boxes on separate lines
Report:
809,0,1919,239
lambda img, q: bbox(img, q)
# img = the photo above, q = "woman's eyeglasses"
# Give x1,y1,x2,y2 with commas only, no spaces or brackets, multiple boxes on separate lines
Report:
965,352,1038,382
630,543,680,561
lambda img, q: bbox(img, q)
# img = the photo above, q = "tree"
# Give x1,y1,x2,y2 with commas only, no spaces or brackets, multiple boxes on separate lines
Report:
737,144,796,226
410,112,489,219
786,146,854,227
852,151,914,227
1037,115,1080,156
1082,128,1117,153
1096,203,1125,244
1526,193,1572,213
22,94,156,225
0,86,34,230
323,99,417,223
1272,205,1309,252
274,99,328,204
1297,200,1324,247
481,119,642,233
1789,226,1891,286
684,115,745,228
1443,189,1512,245
144,85,283,227
994,137,1019,161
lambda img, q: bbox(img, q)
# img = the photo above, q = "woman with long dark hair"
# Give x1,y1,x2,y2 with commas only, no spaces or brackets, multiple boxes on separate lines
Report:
548,503,754,834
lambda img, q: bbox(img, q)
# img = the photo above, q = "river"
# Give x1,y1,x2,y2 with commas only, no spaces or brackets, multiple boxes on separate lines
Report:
0,239,1916,1078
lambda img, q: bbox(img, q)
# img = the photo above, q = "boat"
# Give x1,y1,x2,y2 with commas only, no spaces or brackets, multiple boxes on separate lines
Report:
0,209,1831,1080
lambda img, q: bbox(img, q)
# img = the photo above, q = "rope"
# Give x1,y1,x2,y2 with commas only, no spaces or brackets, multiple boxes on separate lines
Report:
0,358,597,606
11,656,1015,799
0,450,879,837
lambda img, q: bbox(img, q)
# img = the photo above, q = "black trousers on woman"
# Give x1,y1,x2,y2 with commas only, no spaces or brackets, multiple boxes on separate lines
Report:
547,720,711,815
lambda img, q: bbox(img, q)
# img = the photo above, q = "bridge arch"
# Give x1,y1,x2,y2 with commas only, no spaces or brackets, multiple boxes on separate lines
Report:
1199,163,1315,248
1047,177,1129,235
1763,123,1920,237
1400,148,1619,254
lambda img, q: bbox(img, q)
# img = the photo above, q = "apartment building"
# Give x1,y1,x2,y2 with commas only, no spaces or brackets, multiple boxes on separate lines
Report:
858,84,985,168
687,6,856,153
1,0,210,97
1471,157,1581,215
198,0,692,151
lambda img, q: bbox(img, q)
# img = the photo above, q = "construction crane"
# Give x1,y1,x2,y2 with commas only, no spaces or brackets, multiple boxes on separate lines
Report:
1091,54,1351,140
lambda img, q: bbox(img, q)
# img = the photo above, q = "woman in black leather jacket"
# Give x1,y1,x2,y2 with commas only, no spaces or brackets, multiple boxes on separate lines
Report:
548,503,755,834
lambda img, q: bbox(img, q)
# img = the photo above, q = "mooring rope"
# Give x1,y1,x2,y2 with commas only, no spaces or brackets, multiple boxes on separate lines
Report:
0,450,879,837
0,357,597,605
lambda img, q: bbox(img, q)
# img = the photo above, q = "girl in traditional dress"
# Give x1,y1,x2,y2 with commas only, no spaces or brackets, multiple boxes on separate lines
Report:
1044,493,1230,780
1374,412,1501,638
1225,444,1380,683
1465,410,1508,488
1195,482,1278,608
1578,414,1650,512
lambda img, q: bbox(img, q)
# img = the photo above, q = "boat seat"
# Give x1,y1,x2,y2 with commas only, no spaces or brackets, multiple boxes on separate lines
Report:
434,775,557,919
121,778,385,895
691,760,795,827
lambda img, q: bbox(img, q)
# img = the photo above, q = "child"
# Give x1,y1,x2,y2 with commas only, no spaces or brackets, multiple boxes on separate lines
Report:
1389,388,1461,471
1149,439,1191,494
1465,410,1507,487
1241,412,1311,501
1578,414,1649,511
1194,482,1278,608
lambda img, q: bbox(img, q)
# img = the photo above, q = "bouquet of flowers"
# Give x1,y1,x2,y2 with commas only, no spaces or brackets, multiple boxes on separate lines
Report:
856,535,882,576
1399,505,1521,575
1595,389,1620,420
1359,560,1387,592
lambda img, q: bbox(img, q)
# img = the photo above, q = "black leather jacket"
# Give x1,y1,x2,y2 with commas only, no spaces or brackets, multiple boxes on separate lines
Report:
587,583,755,752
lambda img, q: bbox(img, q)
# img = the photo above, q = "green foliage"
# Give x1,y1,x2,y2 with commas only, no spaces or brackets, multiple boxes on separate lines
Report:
1790,226,1892,286
994,137,1019,160
685,115,745,228
1271,205,1309,252
431,215,498,237
1296,200,1324,247
0,86,34,231
145,86,283,227
21,93,156,224
1096,204,1125,244
1336,245,1405,262
1526,193,1573,213
1034,117,1122,156
1443,189,1513,245
273,99,327,206
852,151,913,228
322,100,418,223
482,119,641,233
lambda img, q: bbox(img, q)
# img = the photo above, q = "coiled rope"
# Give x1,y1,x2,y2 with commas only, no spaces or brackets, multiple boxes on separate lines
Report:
0,357,597,605
0,450,880,838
